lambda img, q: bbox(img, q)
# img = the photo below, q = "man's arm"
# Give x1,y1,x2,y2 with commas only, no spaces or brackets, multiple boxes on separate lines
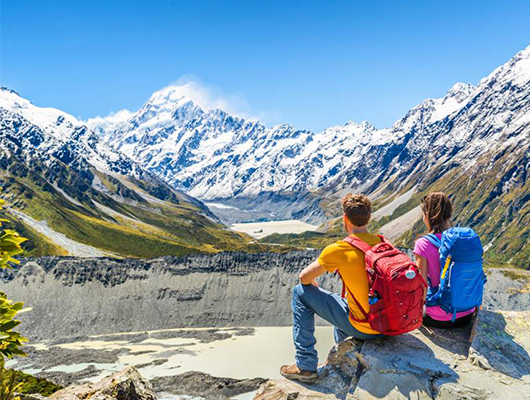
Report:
299,260,326,286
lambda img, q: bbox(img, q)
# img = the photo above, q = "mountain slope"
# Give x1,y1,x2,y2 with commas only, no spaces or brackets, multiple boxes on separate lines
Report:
0,88,259,257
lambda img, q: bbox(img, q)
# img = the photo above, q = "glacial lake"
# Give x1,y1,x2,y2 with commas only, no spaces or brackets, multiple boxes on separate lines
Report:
230,220,319,239
10,326,335,384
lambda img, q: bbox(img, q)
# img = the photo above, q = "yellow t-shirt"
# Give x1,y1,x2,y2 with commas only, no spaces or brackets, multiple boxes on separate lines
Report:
318,233,381,335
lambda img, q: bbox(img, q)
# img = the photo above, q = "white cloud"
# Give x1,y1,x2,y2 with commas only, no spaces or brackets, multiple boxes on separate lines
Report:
160,75,253,118
86,108,134,125
85,76,281,126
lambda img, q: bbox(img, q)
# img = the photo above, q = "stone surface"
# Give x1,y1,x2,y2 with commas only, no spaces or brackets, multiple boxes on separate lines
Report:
255,338,364,400
256,311,530,400
49,366,156,400
17,395,48,400
152,371,266,399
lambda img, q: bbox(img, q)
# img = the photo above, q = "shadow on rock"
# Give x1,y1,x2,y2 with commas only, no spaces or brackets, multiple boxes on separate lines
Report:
469,310,530,381
418,324,472,357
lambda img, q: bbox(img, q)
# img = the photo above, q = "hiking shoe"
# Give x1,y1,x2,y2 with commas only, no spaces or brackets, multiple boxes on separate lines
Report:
280,364,317,383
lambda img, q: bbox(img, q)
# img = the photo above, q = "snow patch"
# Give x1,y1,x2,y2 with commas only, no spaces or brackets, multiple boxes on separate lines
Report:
372,188,416,220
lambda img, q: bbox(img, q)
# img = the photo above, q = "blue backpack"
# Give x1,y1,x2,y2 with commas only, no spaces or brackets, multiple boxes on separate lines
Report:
423,227,485,321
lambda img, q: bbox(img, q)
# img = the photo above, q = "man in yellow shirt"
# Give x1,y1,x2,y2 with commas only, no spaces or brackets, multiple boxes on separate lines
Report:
280,194,382,383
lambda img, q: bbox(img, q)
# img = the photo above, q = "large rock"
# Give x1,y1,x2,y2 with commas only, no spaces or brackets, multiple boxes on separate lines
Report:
49,366,156,400
255,310,530,400
152,371,266,399
469,310,530,381
254,339,364,400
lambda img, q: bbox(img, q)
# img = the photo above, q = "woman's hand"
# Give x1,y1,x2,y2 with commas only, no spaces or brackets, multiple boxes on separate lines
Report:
415,254,428,299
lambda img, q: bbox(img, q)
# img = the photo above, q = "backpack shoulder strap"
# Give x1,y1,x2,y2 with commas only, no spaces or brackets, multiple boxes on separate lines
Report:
423,233,441,248
341,235,373,323
343,235,373,253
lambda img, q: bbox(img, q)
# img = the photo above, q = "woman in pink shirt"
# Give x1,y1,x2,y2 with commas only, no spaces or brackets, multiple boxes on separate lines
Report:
414,192,475,328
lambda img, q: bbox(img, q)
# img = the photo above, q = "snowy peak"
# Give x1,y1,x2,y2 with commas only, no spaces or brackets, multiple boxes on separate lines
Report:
0,86,80,141
429,82,475,122
134,87,206,126
0,88,147,179
146,85,202,109
444,82,475,103
479,43,530,88
393,82,475,133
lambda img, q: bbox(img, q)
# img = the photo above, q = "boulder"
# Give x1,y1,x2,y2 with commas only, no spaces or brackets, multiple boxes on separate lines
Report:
49,366,156,400
151,371,266,399
255,310,530,400
469,310,530,381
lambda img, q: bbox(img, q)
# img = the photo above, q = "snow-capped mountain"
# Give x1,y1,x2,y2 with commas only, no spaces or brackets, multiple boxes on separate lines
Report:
0,87,251,257
90,44,530,224
89,83,473,198
0,88,149,179
334,43,530,196
87,71,477,222
3,43,529,266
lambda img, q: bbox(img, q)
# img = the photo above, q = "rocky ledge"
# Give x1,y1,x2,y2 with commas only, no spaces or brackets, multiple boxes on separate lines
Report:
45,368,266,400
255,310,530,400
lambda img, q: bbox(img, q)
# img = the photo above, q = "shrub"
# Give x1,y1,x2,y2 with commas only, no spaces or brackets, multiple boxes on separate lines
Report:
0,190,28,399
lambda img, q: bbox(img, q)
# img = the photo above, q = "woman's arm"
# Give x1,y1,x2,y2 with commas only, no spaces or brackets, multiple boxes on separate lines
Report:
415,254,428,298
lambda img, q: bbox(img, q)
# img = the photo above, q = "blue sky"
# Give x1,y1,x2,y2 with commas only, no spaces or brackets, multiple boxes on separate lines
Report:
1,0,529,131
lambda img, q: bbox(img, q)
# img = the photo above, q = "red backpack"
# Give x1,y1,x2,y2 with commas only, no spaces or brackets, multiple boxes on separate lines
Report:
340,235,426,336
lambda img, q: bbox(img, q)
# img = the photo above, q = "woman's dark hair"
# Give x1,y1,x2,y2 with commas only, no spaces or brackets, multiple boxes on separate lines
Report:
421,192,452,233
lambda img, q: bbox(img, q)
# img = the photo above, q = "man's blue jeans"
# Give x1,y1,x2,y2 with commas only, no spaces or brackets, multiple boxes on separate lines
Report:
292,283,380,372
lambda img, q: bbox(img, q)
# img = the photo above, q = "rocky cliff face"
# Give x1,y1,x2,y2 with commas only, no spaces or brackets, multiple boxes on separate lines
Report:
1,253,327,340
1,254,528,341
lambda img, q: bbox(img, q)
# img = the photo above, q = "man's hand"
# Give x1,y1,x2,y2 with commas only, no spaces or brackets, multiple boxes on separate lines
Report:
299,260,326,285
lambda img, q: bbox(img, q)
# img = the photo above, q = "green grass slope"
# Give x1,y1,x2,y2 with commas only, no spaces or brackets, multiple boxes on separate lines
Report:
0,156,275,258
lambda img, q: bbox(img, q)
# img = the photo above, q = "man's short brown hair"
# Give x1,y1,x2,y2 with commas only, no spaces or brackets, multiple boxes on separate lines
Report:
342,194,371,227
